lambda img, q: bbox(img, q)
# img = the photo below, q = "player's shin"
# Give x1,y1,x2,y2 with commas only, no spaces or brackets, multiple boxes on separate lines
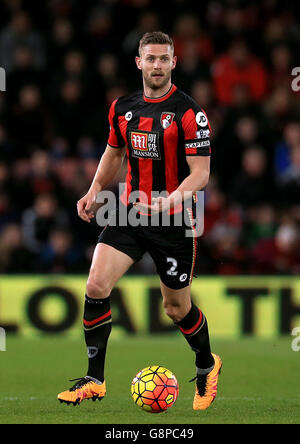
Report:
175,302,214,372
83,295,112,383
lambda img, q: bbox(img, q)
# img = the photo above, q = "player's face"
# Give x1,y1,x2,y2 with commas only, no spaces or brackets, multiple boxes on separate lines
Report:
136,44,176,91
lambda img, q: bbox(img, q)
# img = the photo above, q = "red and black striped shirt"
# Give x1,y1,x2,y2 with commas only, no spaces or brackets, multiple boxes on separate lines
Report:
107,84,211,207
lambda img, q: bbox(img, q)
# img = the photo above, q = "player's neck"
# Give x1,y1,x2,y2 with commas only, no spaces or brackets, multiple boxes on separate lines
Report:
143,82,173,99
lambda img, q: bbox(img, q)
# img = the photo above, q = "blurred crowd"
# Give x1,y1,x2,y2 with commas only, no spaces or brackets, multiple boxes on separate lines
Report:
0,0,300,275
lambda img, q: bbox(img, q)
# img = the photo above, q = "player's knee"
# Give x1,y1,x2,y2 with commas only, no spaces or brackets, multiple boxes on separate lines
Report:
86,277,111,299
163,301,182,323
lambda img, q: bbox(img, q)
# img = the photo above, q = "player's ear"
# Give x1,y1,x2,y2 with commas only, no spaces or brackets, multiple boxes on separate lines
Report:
171,56,177,70
135,56,142,70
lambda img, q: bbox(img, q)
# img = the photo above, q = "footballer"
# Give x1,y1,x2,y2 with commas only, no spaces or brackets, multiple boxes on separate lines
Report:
57,31,222,410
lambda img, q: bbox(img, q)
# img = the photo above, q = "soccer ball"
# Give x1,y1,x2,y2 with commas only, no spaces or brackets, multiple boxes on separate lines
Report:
131,365,179,413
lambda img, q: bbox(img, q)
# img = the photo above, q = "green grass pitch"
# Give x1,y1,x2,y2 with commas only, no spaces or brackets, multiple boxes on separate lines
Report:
0,335,299,424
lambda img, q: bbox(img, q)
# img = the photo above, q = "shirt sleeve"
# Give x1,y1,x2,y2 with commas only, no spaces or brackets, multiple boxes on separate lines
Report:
107,99,125,148
181,106,211,156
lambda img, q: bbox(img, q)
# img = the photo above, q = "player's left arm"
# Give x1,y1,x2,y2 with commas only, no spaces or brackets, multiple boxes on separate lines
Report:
135,156,209,213
168,155,210,207
165,105,211,209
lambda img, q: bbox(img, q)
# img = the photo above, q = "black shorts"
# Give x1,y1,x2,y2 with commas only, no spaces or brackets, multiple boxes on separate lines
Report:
98,202,199,289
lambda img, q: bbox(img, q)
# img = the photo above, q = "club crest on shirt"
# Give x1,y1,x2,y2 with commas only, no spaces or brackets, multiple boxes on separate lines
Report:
160,112,175,129
130,129,161,160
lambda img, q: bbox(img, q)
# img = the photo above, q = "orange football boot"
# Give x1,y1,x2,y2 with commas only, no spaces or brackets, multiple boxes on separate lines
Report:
58,377,106,406
191,353,222,410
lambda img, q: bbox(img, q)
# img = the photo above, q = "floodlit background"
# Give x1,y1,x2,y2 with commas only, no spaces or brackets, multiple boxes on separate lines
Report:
0,0,299,424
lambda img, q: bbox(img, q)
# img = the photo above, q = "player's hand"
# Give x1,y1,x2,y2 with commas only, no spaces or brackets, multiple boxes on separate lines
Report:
133,197,171,214
77,190,100,223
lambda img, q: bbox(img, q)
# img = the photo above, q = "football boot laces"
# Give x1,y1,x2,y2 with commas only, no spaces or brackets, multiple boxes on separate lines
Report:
189,374,208,396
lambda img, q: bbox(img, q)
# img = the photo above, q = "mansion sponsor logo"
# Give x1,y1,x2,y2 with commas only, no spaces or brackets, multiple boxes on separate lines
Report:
130,130,161,159
0,67,6,91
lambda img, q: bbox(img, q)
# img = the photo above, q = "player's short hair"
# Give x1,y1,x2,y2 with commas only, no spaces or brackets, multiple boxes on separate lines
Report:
138,32,174,56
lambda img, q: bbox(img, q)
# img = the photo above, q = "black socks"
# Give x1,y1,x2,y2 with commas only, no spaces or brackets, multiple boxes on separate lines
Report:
83,295,214,381
176,302,214,370
83,295,112,383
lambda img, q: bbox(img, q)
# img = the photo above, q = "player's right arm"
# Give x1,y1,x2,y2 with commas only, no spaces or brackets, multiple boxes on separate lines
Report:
77,144,126,223
77,99,126,223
